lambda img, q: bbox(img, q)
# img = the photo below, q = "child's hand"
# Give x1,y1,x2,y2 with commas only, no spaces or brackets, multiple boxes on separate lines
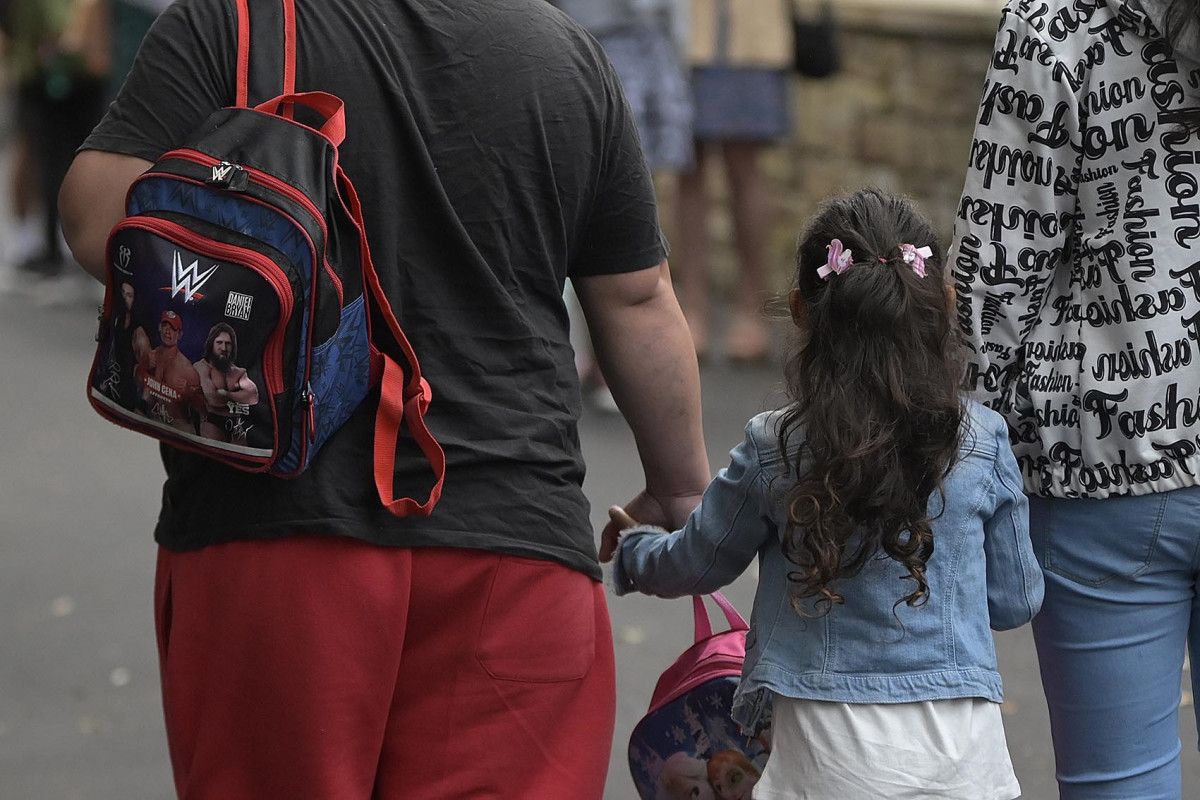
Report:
607,505,639,531
599,504,641,562
600,491,701,562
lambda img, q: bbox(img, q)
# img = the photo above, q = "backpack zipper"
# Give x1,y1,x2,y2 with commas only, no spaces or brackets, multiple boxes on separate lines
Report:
162,149,345,303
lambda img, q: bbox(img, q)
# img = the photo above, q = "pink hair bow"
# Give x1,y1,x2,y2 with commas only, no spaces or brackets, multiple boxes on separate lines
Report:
818,238,854,280
900,243,933,278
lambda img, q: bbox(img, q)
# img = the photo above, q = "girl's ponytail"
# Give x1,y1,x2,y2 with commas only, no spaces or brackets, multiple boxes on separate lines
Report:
779,188,963,615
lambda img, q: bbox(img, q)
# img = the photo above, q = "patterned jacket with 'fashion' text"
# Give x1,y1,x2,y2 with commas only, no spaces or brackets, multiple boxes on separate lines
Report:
953,0,1200,498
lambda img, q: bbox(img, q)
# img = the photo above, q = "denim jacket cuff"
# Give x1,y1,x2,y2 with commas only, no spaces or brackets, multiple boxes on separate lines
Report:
611,524,670,596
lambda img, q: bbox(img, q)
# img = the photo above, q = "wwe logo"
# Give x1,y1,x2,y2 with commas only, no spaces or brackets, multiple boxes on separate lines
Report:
169,250,218,303
208,161,248,191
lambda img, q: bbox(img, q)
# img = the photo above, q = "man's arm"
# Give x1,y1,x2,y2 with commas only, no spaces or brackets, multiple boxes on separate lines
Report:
181,361,205,417
193,360,220,407
227,369,260,405
132,327,150,363
59,151,154,281
135,347,157,385
573,261,710,561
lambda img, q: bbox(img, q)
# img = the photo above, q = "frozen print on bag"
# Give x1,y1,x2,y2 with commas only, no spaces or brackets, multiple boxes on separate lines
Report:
651,749,762,800
629,679,769,800
706,750,760,800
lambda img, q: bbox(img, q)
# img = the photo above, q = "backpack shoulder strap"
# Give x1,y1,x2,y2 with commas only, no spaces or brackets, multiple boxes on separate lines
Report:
233,0,446,515
337,177,447,517
234,0,296,108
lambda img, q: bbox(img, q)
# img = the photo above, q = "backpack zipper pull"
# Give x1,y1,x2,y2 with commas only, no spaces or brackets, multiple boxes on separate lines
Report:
301,382,316,441
207,161,249,192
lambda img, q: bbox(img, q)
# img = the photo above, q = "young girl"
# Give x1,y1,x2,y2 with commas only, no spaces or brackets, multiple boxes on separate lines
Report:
610,187,1044,799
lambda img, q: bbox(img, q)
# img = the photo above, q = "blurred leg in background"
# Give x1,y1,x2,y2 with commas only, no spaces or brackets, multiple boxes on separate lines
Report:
672,1,793,364
550,1,693,409
4,0,110,304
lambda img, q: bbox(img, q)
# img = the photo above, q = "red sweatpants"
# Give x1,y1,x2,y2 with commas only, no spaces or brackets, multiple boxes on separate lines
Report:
154,538,616,799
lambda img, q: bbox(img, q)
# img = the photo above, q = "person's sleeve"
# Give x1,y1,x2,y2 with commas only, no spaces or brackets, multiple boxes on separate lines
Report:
568,55,669,278
612,423,774,597
949,4,1083,413
983,419,1045,630
82,0,237,161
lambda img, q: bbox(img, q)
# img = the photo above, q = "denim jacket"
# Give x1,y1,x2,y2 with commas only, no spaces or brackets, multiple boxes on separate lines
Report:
613,401,1044,731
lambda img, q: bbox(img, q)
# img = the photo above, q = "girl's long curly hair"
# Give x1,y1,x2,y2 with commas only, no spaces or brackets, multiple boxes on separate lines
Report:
779,188,963,616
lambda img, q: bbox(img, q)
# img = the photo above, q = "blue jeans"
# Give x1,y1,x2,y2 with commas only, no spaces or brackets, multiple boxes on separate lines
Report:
1029,487,1200,799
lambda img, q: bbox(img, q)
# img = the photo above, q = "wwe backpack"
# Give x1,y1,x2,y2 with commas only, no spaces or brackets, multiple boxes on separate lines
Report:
87,0,444,516
628,593,771,800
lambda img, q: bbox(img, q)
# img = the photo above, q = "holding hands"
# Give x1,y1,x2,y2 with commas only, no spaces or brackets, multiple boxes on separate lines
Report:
599,489,699,562
607,504,638,532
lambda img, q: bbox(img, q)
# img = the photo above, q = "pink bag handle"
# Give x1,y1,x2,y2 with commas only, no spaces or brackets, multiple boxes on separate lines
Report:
692,592,749,641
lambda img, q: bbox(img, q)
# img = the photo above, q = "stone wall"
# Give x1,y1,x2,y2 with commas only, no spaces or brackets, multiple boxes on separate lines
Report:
671,0,1009,295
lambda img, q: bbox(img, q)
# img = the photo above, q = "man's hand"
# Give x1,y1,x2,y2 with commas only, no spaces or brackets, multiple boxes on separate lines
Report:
598,489,703,562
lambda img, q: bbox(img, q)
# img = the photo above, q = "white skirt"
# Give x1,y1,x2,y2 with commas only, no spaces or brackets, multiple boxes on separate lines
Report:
753,695,1022,800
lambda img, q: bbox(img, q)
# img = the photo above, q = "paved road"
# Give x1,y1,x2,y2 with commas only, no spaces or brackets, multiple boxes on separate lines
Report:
3,290,1199,799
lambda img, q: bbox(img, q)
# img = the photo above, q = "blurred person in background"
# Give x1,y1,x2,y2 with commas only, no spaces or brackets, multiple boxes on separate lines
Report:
0,0,40,281
549,0,693,412
673,0,792,364
5,0,108,297
548,0,692,174
107,0,169,100
953,0,1200,796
